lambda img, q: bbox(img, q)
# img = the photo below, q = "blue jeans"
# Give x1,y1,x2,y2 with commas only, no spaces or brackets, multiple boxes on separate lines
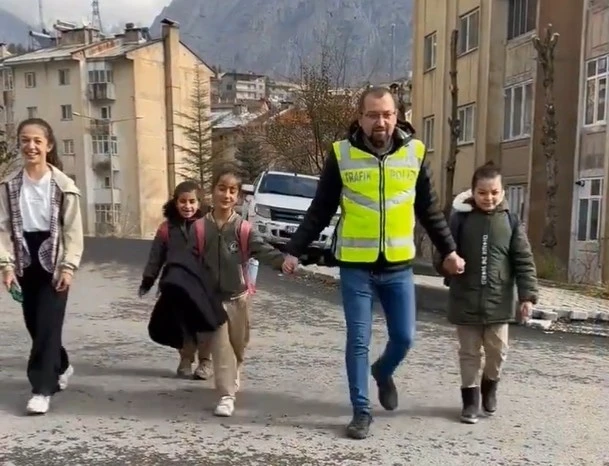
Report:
339,267,416,415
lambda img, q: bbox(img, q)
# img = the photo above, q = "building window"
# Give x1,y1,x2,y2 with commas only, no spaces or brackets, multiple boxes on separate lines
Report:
100,106,112,120
458,9,479,55
423,116,435,150
503,81,533,140
26,106,37,118
92,135,118,155
103,176,111,188
424,32,437,71
457,104,476,144
61,104,73,120
58,69,70,85
506,185,526,219
577,178,603,241
24,72,36,88
584,55,608,126
95,203,120,224
62,139,75,155
88,68,113,83
1,69,13,90
507,0,537,40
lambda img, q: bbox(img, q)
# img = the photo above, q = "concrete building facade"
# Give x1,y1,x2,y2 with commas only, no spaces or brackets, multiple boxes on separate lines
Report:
411,0,588,281
2,21,213,238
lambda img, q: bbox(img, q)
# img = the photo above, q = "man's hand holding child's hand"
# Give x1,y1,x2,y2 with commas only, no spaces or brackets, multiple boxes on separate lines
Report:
442,251,466,275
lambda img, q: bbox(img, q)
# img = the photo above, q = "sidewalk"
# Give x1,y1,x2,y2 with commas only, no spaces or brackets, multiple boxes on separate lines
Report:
301,264,609,330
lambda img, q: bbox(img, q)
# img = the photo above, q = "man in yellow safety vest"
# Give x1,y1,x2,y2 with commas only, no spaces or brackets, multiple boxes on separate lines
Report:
282,86,465,439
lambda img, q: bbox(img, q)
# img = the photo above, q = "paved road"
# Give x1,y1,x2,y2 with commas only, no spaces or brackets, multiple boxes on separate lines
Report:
0,239,607,465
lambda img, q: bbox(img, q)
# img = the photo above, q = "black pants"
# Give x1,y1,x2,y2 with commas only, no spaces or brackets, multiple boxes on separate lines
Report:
18,231,70,396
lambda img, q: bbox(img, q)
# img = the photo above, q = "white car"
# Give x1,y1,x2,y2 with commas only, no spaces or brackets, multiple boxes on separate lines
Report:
241,170,339,257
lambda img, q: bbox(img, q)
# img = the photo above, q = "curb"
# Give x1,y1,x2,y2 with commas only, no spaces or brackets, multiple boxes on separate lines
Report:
296,267,609,333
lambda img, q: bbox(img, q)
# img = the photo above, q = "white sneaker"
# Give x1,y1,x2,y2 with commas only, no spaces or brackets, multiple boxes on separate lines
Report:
58,365,74,391
213,396,235,417
26,395,50,415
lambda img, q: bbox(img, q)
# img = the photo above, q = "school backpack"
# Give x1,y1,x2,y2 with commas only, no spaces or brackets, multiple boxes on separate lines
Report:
157,218,255,294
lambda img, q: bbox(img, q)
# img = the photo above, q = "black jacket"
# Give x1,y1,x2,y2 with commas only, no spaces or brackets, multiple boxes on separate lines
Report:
284,121,456,271
140,207,203,292
148,248,227,349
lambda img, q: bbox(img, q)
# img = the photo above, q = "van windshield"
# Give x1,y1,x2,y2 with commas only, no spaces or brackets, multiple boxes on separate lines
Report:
258,173,319,199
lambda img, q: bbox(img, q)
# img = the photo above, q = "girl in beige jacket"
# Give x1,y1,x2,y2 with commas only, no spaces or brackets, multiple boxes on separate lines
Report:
0,118,84,415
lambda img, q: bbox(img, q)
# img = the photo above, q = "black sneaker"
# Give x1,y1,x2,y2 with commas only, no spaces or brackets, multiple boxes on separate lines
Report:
346,412,373,439
460,387,480,424
481,377,498,415
371,360,398,411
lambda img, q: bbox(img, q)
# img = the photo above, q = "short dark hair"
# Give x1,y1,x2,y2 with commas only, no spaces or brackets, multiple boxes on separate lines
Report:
471,161,502,190
357,86,398,114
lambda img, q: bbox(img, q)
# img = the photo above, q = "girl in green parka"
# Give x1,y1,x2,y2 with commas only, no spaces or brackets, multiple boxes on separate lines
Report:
442,162,539,425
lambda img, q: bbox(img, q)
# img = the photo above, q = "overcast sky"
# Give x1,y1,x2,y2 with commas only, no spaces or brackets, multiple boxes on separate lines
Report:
4,0,170,29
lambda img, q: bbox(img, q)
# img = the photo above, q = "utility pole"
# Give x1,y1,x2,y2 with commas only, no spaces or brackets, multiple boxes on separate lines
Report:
91,0,104,33
444,29,461,219
73,112,142,232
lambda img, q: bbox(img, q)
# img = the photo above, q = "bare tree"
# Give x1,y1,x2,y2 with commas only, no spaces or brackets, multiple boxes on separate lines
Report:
264,37,357,175
174,65,221,196
532,24,560,251
444,29,461,218
0,128,19,179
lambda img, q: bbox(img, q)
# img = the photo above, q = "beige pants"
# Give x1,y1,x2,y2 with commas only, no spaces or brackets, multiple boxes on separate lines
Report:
456,324,509,388
210,295,250,397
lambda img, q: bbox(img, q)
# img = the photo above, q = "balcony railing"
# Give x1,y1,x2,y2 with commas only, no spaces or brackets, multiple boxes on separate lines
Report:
92,153,120,171
87,82,116,101
89,119,112,136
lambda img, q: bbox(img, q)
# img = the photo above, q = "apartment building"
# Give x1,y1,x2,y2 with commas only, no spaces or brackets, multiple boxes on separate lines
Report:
411,0,583,279
0,44,15,151
571,1,609,282
2,20,213,238
217,71,266,102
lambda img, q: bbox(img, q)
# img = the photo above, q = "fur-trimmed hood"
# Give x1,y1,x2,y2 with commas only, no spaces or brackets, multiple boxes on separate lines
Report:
452,189,508,213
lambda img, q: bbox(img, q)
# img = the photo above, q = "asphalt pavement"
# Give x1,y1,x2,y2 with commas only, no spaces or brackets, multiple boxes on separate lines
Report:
0,238,607,465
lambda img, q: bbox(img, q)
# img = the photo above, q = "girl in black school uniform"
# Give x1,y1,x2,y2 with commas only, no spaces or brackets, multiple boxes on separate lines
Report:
139,181,213,380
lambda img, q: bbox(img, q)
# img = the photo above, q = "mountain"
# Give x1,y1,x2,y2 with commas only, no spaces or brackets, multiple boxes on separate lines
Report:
151,0,413,84
0,7,31,46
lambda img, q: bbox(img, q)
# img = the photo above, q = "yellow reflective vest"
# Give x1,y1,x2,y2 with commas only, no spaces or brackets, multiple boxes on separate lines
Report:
333,138,426,263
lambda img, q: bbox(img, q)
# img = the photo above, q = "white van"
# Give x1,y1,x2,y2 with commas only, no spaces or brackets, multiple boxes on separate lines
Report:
241,170,339,258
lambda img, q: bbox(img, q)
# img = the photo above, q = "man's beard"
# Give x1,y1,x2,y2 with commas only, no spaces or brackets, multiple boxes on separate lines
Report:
370,130,390,147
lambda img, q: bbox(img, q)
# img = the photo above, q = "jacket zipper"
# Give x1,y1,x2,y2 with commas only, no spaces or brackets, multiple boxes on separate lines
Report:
379,158,386,254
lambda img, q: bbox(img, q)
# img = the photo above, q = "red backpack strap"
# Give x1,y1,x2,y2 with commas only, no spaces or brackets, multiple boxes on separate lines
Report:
193,218,205,256
157,221,169,243
237,218,251,264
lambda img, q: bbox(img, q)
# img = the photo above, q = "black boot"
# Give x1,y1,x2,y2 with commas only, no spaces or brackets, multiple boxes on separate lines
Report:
481,377,498,415
346,412,373,439
371,360,398,411
460,387,480,424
